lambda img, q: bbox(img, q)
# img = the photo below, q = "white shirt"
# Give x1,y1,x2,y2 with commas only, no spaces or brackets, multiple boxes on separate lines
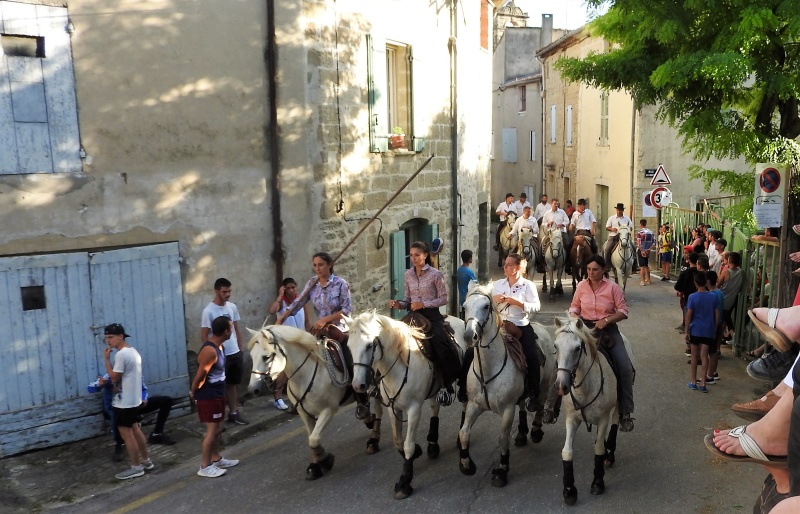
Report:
495,201,514,221
201,301,241,356
509,215,539,239
570,208,597,232
512,200,532,217
533,202,550,221
278,298,305,329
112,346,143,409
492,277,540,326
542,208,570,232
606,215,633,231
707,244,721,272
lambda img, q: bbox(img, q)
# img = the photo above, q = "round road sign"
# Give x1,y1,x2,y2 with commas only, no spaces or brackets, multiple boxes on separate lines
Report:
651,187,672,209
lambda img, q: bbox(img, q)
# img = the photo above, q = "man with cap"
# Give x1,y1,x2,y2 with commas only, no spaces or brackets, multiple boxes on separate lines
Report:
603,203,634,272
712,237,727,274
513,192,532,217
103,323,153,480
494,193,515,251
569,198,598,254
533,193,550,225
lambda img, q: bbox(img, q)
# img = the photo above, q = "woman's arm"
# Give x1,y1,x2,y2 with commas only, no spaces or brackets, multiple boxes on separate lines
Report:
277,278,313,324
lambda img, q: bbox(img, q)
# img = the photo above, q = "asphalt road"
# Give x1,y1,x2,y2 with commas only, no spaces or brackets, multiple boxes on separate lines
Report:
53,272,772,513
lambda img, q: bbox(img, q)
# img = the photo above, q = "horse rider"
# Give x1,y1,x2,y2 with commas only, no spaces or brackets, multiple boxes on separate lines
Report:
508,205,539,252
568,198,598,254
602,203,634,274
541,198,572,273
568,254,635,432
513,192,532,217
533,193,549,227
389,241,460,405
493,193,515,252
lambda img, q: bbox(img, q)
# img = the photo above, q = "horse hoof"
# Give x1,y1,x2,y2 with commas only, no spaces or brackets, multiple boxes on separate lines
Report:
542,410,557,424
491,468,508,487
305,462,323,481
365,438,380,455
591,479,605,495
514,432,527,447
319,453,335,472
530,428,544,444
427,442,440,459
394,483,413,500
563,485,578,505
605,453,615,468
459,458,477,476
412,444,423,460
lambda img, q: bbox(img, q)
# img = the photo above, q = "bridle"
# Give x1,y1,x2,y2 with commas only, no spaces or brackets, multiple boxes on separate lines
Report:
465,292,510,407
556,327,605,425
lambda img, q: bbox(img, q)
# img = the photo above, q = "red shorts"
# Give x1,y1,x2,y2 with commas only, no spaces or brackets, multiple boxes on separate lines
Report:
196,397,226,423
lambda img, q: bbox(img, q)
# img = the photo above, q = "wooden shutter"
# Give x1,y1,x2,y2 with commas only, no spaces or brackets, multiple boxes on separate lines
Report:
367,34,388,152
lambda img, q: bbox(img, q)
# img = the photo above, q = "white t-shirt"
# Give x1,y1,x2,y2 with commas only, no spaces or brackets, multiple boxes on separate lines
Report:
495,201,514,221
201,301,241,356
509,215,539,239
279,298,305,329
492,277,540,326
533,202,550,221
570,208,597,231
512,200,532,216
606,215,633,231
112,346,143,409
542,208,570,232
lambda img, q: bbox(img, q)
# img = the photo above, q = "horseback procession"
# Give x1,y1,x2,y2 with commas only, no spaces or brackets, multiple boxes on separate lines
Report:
245,189,646,505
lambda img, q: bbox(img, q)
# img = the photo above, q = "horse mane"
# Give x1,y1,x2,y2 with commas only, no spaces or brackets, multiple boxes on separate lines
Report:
247,324,325,364
349,310,426,354
555,317,598,357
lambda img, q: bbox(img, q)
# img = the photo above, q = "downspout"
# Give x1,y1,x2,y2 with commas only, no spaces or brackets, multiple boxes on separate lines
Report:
536,56,546,198
266,0,284,280
449,0,459,316
629,101,637,219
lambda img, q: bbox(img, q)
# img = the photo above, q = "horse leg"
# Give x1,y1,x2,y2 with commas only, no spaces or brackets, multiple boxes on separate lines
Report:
562,416,580,505
491,406,516,487
394,405,423,499
456,406,466,449
591,419,611,495
457,401,479,476
514,405,529,447
366,399,382,454
605,423,619,468
427,402,441,459
530,408,544,444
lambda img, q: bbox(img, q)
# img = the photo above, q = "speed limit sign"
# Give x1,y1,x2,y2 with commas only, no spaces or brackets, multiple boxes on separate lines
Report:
650,187,672,209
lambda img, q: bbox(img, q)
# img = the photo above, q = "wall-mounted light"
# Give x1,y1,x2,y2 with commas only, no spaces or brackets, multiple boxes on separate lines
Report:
79,146,86,159
66,19,75,35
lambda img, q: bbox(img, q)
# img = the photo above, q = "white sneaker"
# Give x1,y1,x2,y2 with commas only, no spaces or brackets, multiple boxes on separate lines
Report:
274,399,289,411
197,464,227,478
213,457,239,468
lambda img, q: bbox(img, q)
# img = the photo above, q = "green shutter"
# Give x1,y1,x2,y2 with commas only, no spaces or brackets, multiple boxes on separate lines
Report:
418,223,439,244
390,231,406,319
367,34,388,153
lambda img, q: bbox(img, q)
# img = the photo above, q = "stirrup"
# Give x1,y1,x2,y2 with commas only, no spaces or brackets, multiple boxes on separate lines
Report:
524,394,541,413
355,404,371,420
436,387,454,406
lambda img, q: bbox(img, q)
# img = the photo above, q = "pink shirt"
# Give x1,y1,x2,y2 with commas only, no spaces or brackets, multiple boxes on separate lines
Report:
569,277,629,321
401,264,448,309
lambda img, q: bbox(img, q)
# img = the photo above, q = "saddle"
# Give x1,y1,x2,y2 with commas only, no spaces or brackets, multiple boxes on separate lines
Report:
401,312,433,359
316,324,347,373
500,321,546,375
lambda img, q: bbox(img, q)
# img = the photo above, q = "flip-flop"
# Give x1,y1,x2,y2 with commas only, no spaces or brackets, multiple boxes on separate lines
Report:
748,309,793,352
703,426,788,468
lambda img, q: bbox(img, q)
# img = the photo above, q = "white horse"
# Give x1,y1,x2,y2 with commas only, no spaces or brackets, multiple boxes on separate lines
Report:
542,226,566,300
247,325,383,480
458,284,557,487
348,311,466,499
610,225,635,291
498,211,517,267
517,227,539,280
552,317,634,505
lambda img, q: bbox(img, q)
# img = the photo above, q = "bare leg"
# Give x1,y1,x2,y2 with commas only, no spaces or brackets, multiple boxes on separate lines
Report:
752,306,800,341
713,391,792,457
226,383,238,417
689,344,699,384
699,345,709,387
201,422,222,468
117,426,142,466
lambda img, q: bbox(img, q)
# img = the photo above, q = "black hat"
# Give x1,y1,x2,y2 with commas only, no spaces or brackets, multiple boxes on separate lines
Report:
104,323,130,338
577,198,587,206
615,203,625,210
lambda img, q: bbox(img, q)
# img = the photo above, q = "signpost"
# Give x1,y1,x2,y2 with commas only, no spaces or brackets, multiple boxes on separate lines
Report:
649,164,672,186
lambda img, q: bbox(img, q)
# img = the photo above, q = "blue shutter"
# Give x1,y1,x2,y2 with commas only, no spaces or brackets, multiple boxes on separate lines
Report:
367,34,388,153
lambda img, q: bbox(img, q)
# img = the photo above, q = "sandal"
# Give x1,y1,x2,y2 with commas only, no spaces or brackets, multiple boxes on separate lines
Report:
703,426,788,468
748,309,793,352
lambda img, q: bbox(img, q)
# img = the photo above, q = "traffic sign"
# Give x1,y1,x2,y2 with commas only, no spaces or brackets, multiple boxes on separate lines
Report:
651,187,672,209
650,164,671,186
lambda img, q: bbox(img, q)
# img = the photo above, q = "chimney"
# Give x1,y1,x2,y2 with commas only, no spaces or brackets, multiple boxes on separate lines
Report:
541,13,553,47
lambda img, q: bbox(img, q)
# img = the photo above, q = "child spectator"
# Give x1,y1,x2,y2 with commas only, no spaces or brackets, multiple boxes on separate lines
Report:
658,224,674,280
685,272,720,393
636,219,655,285
675,252,700,335
705,270,725,384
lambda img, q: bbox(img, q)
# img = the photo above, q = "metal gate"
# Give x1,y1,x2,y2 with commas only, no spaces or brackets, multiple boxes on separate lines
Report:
0,243,188,457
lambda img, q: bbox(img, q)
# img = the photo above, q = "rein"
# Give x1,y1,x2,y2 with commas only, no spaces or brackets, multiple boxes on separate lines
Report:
558,329,605,426
467,293,511,408
263,328,319,419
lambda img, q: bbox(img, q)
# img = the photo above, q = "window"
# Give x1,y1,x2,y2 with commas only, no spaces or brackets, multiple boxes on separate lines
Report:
518,86,526,113
502,128,517,163
566,105,573,146
367,34,424,153
600,91,609,145
0,2,81,175
529,130,535,161
550,105,557,143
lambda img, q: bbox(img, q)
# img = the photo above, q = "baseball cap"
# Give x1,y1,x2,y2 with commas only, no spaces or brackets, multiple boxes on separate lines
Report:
104,323,131,338
683,245,694,252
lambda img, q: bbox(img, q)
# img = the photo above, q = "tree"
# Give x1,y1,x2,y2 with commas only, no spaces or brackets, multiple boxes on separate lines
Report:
556,0,800,196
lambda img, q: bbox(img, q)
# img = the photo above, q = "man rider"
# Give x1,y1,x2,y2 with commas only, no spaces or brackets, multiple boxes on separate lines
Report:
603,203,634,273
513,192,532,217
568,198,598,254
533,193,549,226
541,199,571,273
494,193,515,251
509,205,539,263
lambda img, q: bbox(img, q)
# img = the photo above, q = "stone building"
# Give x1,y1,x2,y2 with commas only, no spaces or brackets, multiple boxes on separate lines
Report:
0,0,491,455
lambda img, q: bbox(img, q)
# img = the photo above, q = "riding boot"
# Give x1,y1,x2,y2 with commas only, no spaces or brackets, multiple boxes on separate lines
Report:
457,347,474,403
355,392,371,420
524,358,541,412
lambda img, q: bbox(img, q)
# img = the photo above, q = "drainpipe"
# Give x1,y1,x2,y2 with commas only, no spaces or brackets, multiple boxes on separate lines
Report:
629,101,637,218
266,0,284,280
449,0,459,317
536,56,545,198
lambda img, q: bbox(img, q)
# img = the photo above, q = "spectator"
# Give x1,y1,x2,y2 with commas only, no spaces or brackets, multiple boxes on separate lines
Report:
658,224,674,281
685,272,719,393
675,252,701,335
268,277,307,411
201,278,248,425
718,252,744,344
705,270,725,384
456,249,478,318
712,238,727,274
564,199,576,219
636,219,655,286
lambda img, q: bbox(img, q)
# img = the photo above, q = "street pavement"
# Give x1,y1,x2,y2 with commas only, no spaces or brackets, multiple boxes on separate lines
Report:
0,266,778,513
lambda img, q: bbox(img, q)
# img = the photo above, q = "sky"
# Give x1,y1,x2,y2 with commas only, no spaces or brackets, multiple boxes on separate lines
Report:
512,0,601,31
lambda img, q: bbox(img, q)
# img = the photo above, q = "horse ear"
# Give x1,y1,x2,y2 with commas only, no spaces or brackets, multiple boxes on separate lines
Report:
342,314,353,329
576,318,584,330
554,317,562,328
467,280,478,294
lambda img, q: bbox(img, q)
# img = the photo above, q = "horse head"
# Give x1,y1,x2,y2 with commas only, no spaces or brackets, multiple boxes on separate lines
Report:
617,225,631,247
246,326,285,396
552,317,598,395
519,227,536,259
463,284,498,346
347,311,387,393
506,211,517,227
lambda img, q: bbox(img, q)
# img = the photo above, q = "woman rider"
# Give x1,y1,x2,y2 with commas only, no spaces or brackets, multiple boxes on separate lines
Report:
388,241,459,404
277,251,371,420
568,254,635,432
493,253,543,411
